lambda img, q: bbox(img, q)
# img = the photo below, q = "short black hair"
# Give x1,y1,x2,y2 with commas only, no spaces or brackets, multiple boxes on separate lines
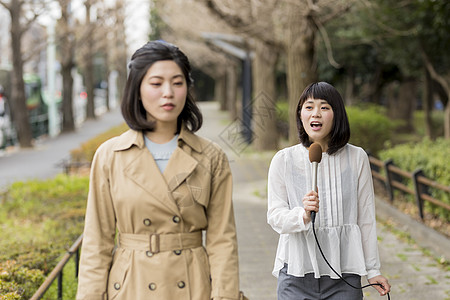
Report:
296,82,350,155
121,40,203,132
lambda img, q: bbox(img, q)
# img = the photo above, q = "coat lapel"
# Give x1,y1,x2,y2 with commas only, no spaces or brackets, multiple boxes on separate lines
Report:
123,148,180,215
164,146,198,192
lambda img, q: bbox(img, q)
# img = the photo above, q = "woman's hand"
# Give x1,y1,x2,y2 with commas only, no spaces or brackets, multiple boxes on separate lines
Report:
368,275,391,296
302,190,319,224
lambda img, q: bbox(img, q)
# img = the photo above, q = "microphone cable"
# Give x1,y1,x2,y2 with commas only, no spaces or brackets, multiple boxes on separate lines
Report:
312,220,391,300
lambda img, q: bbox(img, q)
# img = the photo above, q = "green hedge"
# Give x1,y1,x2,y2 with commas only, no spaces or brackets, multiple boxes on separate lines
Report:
70,123,128,162
0,175,89,299
347,105,395,155
379,138,450,220
0,260,45,300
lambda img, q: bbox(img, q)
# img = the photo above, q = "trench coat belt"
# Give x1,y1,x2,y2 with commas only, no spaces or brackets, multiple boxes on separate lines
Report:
118,231,202,254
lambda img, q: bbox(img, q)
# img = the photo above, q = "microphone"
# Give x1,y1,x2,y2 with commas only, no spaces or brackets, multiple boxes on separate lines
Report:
308,143,322,223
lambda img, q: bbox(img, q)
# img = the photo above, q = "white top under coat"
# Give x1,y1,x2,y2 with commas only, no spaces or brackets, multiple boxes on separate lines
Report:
144,134,179,173
267,143,381,280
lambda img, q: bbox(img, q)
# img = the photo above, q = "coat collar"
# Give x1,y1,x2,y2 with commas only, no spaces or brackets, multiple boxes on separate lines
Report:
112,125,204,154
112,126,207,214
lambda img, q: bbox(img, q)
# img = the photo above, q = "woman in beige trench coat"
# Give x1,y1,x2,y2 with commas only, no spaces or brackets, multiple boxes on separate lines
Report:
76,41,241,300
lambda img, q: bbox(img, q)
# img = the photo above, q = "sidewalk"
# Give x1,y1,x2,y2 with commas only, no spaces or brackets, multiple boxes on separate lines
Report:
1,101,449,299
197,101,450,300
0,107,124,190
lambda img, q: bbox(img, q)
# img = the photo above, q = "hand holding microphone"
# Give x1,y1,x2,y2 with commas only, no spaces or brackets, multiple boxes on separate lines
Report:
306,143,322,224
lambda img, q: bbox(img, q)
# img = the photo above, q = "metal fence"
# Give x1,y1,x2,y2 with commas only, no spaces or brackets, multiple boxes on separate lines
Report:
30,234,83,300
369,155,450,220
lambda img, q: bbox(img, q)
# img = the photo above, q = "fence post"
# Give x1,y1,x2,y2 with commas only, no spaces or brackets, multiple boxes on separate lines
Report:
412,169,427,221
58,272,63,300
75,247,80,278
63,159,70,175
383,159,394,203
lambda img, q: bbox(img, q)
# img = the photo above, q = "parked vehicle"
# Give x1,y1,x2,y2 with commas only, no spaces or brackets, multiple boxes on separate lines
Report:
0,85,15,149
0,73,51,148
24,73,49,139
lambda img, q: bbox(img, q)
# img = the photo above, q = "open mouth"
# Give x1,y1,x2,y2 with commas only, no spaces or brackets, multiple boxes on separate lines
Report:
310,122,322,128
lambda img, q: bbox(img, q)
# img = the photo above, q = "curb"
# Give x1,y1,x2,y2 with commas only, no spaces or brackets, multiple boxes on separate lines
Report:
375,196,450,261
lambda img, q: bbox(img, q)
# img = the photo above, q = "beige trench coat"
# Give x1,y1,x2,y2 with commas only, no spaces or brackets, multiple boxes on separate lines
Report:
76,127,240,300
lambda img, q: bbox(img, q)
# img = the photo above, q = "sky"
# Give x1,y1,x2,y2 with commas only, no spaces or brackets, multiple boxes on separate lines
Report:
37,0,150,56
123,0,150,54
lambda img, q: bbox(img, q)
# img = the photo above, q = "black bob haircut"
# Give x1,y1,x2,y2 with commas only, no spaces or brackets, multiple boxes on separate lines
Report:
296,82,350,155
121,40,203,133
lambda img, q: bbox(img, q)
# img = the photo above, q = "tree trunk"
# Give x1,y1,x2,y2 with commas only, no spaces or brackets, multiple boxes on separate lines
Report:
252,39,279,151
9,1,32,148
113,0,127,106
61,64,75,132
58,0,76,132
423,69,433,138
85,2,96,119
398,79,416,133
286,14,318,144
214,74,226,110
387,79,416,133
344,68,355,106
445,93,450,139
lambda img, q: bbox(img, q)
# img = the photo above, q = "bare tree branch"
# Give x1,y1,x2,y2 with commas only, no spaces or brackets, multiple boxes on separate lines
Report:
421,48,449,94
205,0,250,29
360,0,418,36
0,1,9,9
313,17,341,68
204,0,282,49
320,2,352,24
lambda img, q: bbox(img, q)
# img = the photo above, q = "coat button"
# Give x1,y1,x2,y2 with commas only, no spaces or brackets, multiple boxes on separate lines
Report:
146,251,154,257
174,250,182,255
172,216,180,223
114,282,121,290
149,283,157,290
177,281,186,288
143,218,151,226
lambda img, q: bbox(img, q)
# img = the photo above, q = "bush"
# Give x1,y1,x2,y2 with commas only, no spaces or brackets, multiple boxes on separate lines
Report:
0,175,89,298
70,122,128,162
347,105,396,155
379,138,450,220
0,260,45,300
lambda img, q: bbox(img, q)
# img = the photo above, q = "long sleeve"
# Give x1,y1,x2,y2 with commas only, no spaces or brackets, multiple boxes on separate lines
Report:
77,142,117,300
357,151,381,279
205,146,240,300
267,150,310,234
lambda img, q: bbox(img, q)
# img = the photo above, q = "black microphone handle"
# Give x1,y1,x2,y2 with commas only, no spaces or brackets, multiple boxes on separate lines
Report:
311,211,316,223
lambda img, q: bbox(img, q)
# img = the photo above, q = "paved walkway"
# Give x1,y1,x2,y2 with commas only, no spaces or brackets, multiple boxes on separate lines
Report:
1,101,449,300
0,106,125,190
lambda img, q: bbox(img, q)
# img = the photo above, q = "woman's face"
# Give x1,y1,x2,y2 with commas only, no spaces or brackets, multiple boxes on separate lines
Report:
140,60,187,130
300,98,334,150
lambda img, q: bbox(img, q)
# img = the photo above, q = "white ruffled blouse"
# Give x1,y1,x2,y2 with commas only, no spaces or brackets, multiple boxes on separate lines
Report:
267,143,381,280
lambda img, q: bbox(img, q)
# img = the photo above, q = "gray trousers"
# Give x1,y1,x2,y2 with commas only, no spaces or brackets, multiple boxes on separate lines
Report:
277,265,363,300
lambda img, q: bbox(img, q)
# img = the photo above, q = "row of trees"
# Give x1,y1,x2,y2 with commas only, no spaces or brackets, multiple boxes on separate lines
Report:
0,0,128,148
153,0,450,150
1,0,448,150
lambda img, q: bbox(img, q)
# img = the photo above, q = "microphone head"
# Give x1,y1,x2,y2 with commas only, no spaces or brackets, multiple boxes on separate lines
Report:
309,143,322,163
